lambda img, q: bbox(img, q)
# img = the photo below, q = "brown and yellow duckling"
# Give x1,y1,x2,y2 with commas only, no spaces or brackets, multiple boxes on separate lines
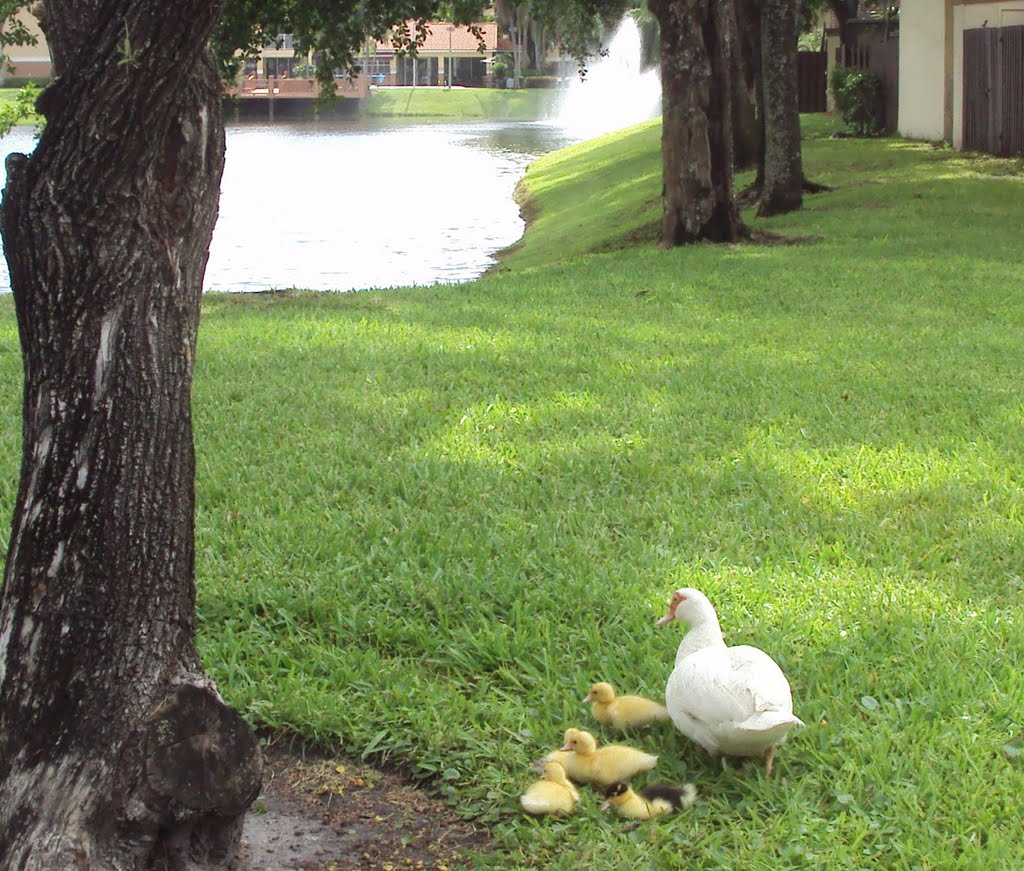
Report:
601,780,698,820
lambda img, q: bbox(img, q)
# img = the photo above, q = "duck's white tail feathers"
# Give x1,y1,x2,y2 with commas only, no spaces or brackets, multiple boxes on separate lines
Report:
736,710,804,744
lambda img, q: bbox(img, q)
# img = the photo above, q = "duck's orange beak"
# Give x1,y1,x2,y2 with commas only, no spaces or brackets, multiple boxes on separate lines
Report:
655,610,674,626
582,692,594,704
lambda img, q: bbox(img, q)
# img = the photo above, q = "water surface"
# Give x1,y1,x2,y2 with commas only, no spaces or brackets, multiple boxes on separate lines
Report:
0,118,577,294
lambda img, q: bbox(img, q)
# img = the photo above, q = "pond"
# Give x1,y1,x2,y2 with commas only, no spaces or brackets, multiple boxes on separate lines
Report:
0,118,580,294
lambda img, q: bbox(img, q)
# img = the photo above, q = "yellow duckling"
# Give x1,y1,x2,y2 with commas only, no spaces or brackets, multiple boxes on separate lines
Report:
584,682,671,730
520,761,580,816
545,728,658,787
601,781,698,820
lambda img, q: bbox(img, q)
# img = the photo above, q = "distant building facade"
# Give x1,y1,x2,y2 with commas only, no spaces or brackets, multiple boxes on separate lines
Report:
1,8,51,81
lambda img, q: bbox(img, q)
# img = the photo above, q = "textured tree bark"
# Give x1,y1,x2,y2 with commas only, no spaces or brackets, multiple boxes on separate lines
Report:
732,0,762,171
0,2,261,868
757,0,802,216
650,0,747,245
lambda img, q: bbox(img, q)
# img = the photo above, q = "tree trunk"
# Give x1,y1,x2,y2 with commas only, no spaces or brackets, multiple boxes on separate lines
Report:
830,0,858,51
757,0,802,216
0,3,261,868
651,0,747,245
732,0,762,171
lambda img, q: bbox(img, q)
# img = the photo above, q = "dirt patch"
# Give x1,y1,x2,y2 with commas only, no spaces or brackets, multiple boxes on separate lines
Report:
241,741,490,870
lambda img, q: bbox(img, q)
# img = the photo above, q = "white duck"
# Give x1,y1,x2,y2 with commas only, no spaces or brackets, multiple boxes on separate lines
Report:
657,588,803,776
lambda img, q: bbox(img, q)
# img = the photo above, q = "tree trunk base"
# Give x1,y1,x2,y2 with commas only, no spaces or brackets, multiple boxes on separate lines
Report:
0,684,262,870
801,175,834,194
738,175,834,211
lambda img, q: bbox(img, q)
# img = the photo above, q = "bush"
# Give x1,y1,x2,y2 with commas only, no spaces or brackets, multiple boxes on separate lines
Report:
830,66,884,136
490,52,512,82
524,76,558,89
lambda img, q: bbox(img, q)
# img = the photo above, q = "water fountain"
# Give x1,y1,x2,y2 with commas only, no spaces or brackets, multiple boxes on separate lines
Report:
556,17,661,141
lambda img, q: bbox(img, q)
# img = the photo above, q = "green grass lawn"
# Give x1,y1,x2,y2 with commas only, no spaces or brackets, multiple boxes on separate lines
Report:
363,86,560,120
1,119,1022,869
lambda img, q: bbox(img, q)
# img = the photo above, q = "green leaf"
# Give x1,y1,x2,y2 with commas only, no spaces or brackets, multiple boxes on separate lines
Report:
860,695,880,712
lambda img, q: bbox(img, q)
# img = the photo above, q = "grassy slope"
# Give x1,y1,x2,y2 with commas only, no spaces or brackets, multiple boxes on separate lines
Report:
1,121,1022,869
498,118,665,270
363,87,560,120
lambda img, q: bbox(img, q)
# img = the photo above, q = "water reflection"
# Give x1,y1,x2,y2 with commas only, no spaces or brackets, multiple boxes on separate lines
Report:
0,119,578,294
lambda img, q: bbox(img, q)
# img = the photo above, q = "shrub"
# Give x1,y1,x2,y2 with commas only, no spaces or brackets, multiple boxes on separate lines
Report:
490,52,512,82
830,66,885,136
524,76,558,89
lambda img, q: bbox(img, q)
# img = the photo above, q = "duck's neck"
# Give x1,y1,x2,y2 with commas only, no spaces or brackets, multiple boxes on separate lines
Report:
676,610,726,663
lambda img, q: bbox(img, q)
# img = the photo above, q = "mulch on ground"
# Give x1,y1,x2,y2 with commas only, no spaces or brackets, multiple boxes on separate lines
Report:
241,740,491,871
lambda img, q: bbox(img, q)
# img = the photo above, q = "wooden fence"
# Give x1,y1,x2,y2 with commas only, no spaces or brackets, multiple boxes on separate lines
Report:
798,51,828,112
963,25,1024,157
838,37,899,133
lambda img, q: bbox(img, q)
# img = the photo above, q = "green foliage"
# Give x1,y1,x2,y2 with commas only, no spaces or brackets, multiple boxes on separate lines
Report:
797,29,822,52
798,0,830,37
0,1,35,52
116,20,138,70
524,74,558,88
830,66,885,136
0,81,40,136
498,0,631,71
491,51,512,80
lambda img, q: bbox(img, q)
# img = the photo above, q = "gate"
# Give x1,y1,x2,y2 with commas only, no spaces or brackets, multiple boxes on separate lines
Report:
963,25,1024,156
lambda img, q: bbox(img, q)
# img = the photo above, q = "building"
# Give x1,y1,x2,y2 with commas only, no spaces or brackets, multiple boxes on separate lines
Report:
0,17,501,91
899,0,1024,150
1,8,51,82
372,22,500,87
227,21,503,114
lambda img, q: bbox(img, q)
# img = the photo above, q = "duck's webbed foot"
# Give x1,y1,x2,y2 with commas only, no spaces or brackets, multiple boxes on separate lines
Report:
763,746,776,778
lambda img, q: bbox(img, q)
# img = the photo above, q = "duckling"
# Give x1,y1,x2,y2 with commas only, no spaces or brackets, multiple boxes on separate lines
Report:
584,682,671,730
545,728,658,787
520,761,580,816
601,781,698,820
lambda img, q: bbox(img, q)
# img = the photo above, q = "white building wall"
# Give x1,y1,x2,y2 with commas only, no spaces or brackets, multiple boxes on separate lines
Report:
899,0,951,141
